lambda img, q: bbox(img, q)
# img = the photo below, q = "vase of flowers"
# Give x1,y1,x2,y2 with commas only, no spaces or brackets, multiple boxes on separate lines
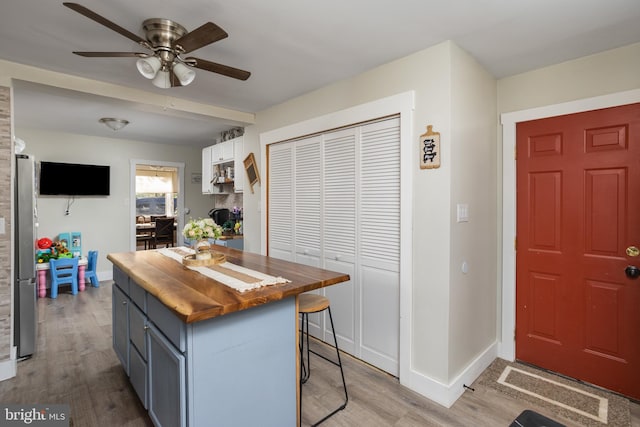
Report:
182,218,222,260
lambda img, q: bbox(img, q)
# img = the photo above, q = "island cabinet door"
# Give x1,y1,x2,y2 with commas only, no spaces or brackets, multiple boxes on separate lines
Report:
147,322,186,427
129,304,148,409
112,285,129,375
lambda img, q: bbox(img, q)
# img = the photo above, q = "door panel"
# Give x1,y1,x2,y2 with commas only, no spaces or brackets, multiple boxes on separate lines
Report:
267,117,401,376
516,102,640,400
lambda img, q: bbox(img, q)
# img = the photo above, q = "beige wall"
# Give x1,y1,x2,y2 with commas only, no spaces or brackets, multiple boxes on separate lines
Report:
17,128,212,275
0,60,226,379
448,44,498,379
243,41,499,403
495,41,640,363
2,32,636,405
498,42,640,114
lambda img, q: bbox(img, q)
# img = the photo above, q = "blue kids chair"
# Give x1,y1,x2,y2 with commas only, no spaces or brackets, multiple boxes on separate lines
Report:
84,250,99,287
49,257,79,298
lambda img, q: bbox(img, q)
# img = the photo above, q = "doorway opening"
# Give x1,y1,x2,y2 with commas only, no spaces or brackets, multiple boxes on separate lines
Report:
130,159,185,251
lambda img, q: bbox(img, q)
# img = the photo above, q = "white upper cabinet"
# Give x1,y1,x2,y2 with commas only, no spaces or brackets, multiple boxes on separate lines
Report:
212,140,235,164
233,137,244,193
202,136,244,194
201,146,213,194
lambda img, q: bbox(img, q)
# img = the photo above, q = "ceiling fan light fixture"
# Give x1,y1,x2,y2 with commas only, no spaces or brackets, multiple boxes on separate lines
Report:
136,56,162,79
173,62,196,86
152,69,171,89
99,117,129,131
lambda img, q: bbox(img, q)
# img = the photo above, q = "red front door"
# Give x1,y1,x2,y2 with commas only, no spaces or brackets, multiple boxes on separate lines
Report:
516,102,640,400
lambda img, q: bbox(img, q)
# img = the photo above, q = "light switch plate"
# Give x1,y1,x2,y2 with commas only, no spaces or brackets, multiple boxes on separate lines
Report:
457,204,469,223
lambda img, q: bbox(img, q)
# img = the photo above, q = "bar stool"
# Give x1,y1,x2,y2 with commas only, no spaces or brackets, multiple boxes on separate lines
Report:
299,293,348,426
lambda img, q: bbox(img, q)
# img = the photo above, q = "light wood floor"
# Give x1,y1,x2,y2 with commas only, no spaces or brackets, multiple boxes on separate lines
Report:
1,282,638,426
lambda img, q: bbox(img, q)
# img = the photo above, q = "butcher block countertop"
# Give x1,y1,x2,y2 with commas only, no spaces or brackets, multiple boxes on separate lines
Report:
107,246,350,324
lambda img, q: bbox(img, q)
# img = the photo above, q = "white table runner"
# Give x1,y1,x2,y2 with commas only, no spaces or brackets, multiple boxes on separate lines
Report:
157,247,290,293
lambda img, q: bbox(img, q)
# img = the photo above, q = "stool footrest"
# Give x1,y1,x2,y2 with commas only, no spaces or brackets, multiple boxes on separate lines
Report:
308,348,341,368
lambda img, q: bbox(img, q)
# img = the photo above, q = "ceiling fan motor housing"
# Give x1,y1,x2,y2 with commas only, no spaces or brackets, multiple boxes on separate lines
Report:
143,18,187,55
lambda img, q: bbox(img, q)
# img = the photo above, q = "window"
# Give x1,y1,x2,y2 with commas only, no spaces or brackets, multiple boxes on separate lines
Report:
136,166,178,217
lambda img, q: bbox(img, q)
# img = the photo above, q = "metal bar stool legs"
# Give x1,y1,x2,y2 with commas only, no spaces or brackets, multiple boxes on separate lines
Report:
299,294,348,426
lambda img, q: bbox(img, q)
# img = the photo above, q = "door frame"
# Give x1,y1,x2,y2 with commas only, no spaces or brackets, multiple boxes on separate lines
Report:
499,88,640,361
129,159,186,251
259,91,414,381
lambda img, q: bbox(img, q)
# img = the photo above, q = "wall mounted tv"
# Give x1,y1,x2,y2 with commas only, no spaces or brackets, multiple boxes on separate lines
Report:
39,161,110,196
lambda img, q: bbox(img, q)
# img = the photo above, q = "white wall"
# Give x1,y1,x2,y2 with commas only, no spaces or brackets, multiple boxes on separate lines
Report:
242,41,499,405
18,128,213,279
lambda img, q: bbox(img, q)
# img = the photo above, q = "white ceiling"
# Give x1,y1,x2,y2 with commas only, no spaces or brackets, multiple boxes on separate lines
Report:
2,0,640,147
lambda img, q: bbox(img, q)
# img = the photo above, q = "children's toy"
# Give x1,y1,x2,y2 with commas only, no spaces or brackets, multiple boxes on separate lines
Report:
52,241,73,259
37,237,53,250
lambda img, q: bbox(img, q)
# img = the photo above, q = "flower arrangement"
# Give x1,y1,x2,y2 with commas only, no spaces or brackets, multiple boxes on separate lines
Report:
182,217,222,241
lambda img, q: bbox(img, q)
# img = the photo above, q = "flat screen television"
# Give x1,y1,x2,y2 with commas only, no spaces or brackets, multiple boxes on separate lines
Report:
39,161,110,196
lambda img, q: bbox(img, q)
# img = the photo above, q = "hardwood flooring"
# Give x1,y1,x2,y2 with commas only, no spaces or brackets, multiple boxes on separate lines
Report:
1,282,638,426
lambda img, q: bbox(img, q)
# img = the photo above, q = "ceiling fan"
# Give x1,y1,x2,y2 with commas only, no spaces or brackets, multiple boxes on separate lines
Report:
63,2,251,89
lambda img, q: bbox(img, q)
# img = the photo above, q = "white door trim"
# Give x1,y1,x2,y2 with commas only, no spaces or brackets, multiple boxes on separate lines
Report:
260,91,414,381
499,88,640,361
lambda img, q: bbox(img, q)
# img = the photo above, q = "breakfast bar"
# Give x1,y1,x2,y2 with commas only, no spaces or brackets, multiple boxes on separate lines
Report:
107,246,349,427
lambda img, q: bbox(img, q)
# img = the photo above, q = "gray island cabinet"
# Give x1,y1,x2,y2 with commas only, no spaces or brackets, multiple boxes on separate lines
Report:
108,248,349,427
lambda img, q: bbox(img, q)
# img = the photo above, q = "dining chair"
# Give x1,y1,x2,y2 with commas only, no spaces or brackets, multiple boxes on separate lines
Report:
84,250,99,287
49,257,79,298
153,217,175,248
136,223,153,250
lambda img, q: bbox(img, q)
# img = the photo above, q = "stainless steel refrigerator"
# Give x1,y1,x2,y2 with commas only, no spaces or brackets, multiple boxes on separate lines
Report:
14,154,37,358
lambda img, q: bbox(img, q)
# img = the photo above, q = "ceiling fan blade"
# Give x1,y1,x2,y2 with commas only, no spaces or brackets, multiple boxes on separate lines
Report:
63,2,147,46
73,51,148,58
187,57,251,81
173,22,228,54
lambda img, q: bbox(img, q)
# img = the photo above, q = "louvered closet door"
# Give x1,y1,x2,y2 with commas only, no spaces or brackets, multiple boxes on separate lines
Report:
268,143,294,261
358,118,400,375
267,116,401,376
293,136,322,267
323,128,357,355
293,137,325,338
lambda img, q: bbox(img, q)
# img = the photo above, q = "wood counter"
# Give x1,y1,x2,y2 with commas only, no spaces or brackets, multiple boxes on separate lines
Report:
107,246,350,323
108,246,350,427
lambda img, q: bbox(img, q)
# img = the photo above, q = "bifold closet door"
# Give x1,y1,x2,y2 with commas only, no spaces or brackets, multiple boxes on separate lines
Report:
356,118,400,375
267,116,400,375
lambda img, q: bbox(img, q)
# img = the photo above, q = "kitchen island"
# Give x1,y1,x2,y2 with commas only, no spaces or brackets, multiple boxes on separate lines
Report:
107,246,349,427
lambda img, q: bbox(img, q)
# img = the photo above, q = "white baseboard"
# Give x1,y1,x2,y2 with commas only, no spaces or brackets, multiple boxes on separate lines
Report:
0,349,17,382
400,342,498,408
97,270,113,282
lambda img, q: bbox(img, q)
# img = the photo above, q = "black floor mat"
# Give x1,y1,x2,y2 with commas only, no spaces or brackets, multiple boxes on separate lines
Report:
510,410,565,427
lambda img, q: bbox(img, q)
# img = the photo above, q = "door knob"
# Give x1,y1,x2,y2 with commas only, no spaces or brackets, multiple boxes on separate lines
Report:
625,265,640,279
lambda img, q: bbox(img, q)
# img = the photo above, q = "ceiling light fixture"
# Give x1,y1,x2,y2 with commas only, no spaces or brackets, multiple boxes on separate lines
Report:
133,19,200,89
64,4,251,89
138,57,196,88
99,117,130,131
